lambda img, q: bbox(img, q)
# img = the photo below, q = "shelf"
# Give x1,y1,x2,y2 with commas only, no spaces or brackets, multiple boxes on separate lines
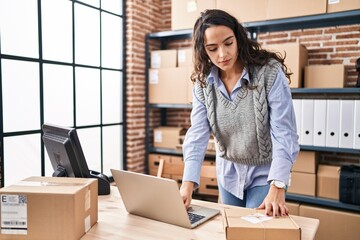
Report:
291,88,360,94
147,89,360,110
146,10,360,41
148,103,192,109
300,145,360,154
291,88,360,99
150,147,216,158
145,10,360,212
244,10,360,33
286,193,360,213
147,29,192,40
150,145,359,156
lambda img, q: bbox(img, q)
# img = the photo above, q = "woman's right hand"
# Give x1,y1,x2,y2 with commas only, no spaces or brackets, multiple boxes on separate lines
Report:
180,181,195,209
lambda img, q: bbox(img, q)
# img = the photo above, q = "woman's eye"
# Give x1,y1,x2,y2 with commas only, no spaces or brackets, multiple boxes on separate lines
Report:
225,42,233,46
208,48,217,52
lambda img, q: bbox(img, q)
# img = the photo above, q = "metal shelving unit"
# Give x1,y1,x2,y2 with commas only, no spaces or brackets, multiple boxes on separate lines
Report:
244,9,360,38
145,10,360,212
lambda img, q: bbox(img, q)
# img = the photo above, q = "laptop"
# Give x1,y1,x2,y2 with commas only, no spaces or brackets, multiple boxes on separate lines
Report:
110,169,220,229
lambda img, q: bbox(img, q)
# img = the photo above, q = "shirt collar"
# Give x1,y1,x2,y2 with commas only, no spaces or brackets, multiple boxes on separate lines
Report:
207,66,250,87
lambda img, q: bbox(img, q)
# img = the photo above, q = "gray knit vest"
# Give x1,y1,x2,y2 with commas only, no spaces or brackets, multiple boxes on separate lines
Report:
195,59,281,165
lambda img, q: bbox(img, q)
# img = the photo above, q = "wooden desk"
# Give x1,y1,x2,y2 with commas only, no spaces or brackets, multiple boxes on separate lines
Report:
82,186,319,240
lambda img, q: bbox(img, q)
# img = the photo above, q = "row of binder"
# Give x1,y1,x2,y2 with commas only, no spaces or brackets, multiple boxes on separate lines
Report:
293,99,360,149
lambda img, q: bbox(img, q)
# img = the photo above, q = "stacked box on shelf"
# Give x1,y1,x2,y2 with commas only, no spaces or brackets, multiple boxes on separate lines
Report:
171,0,216,30
148,153,184,187
153,126,186,149
304,64,346,88
327,0,360,13
286,202,300,216
148,51,188,104
148,48,193,105
264,43,308,88
148,154,171,177
288,151,318,196
267,0,327,20
171,0,358,30
300,204,360,240
316,164,341,200
198,160,218,196
216,0,268,23
178,48,194,104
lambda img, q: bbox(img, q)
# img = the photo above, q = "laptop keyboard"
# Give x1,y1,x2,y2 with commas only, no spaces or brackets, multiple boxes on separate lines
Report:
187,212,205,224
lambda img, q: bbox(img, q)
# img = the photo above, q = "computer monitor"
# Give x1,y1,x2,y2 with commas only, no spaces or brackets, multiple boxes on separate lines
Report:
42,123,110,195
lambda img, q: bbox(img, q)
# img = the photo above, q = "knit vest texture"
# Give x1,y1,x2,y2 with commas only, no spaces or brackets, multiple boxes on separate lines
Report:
195,59,281,165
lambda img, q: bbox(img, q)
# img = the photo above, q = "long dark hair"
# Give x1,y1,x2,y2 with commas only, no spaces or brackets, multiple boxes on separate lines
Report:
191,9,292,87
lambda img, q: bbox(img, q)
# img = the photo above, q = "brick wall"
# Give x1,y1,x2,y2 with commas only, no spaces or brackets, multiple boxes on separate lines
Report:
125,0,168,172
125,0,360,172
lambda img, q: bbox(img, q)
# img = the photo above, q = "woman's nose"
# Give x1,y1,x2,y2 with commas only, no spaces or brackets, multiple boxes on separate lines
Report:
218,47,225,58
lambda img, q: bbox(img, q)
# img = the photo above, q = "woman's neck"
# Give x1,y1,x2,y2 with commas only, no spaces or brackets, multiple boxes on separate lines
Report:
219,62,244,95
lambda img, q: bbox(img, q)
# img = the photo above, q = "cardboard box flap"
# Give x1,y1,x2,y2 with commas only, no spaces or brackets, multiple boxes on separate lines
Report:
2,176,97,194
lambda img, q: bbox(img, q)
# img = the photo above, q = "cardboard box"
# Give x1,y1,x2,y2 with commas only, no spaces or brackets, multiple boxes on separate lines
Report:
153,126,186,149
170,155,184,164
304,64,345,88
150,49,177,69
327,0,360,13
286,202,300,216
171,0,216,30
292,151,318,173
0,176,98,240
216,0,268,23
199,162,218,196
288,172,316,196
224,208,301,240
316,164,340,200
177,48,193,67
148,154,171,176
265,43,308,88
199,177,218,196
148,67,191,104
300,204,360,240
171,175,183,188
267,0,327,20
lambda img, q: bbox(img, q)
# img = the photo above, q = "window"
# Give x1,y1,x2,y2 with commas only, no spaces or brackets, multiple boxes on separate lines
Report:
0,0,125,186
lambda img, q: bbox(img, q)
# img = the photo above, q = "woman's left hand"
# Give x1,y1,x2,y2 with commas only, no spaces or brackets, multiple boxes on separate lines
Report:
258,185,289,217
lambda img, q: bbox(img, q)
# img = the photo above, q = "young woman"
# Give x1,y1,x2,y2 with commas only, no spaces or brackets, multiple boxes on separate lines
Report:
179,9,299,217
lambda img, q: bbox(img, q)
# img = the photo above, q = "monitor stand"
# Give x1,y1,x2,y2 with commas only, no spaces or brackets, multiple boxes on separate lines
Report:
89,170,111,195
52,167,111,195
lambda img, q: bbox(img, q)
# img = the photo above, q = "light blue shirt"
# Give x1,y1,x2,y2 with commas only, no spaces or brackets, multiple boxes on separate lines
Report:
182,66,299,199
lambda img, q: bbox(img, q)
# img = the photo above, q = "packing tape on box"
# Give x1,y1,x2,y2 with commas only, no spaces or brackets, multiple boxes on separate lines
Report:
14,181,85,187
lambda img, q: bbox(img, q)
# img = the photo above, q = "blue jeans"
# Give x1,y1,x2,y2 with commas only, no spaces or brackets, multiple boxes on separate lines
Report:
218,183,270,208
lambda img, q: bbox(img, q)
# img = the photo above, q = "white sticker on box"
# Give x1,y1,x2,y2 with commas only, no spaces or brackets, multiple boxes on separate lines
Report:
187,0,197,13
151,52,161,68
149,70,159,84
328,0,340,4
241,213,272,224
178,50,186,63
154,130,163,143
1,194,28,235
